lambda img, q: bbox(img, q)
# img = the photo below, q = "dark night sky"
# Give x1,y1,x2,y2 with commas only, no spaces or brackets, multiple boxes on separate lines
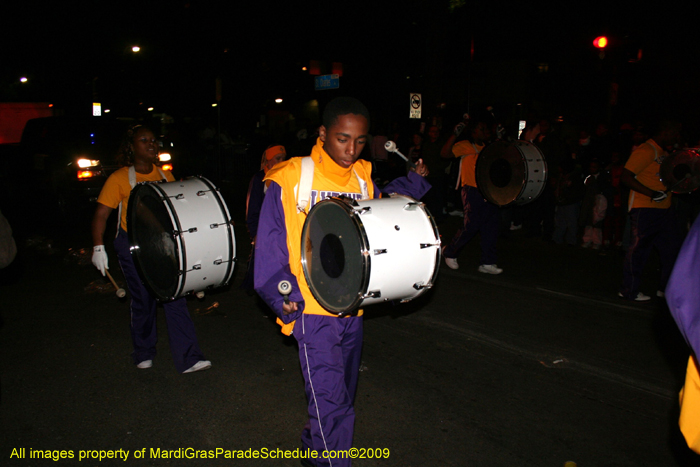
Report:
3,0,699,131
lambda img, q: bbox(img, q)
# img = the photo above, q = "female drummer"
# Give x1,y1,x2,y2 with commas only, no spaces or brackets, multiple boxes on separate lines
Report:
91,124,211,374
240,144,287,292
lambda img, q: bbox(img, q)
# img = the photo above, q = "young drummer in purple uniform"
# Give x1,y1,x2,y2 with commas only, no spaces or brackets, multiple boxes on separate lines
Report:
254,97,430,466
91,125,211,374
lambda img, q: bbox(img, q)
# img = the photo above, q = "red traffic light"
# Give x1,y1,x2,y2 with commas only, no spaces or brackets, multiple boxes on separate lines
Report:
593,36,608,49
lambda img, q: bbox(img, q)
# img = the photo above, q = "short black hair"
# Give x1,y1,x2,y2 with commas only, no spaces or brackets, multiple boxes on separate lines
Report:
322,97,370,129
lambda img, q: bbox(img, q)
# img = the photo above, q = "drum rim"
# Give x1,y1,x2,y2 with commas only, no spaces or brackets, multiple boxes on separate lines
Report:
193,176,237,287
127,181,185,301
421,202,442,289
300,197,371,315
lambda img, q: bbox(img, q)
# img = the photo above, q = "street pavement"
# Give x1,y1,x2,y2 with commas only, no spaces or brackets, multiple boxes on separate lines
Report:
1,206,699,467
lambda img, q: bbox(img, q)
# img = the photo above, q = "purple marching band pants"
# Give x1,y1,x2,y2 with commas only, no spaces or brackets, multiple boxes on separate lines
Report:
294,313,363,467
114,228,206,373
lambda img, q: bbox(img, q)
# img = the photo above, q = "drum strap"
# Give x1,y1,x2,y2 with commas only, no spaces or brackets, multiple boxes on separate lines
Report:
295,157,370,213
116,166,168,236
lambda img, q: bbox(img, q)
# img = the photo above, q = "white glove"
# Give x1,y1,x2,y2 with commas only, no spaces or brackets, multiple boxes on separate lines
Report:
92,245,108,276
454,122,466,137
651,190,668,203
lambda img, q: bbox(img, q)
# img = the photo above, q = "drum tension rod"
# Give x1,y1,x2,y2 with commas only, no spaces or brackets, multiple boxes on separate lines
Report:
196,190,214,196
373,249,387,255
361,290,381,299
173,227,198,235
420,243,438,249
213,258,236,265
353,207,372,215
209,221,232,229
413,282,432,290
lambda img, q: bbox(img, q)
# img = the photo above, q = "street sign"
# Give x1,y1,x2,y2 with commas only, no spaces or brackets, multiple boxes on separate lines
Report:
410,93,422,119
315,74,340,91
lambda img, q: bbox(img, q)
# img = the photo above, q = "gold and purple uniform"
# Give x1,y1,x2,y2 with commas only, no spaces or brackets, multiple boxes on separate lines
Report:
254,139,429,466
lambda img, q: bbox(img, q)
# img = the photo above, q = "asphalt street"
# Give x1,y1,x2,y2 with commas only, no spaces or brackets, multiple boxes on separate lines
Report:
1,204,699,467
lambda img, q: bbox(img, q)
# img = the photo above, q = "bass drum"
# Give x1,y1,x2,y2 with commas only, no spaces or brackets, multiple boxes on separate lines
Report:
660,147,700,193
127,176,236,301
301,195,441,316
475,140,547,206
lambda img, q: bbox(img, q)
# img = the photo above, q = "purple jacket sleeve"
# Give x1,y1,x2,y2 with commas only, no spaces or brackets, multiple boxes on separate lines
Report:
666,214,700,357
253,181,305,322
379,170,431,200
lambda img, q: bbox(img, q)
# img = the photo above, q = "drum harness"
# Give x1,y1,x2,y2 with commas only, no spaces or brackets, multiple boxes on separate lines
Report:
294,156,369,215
115,165,167,237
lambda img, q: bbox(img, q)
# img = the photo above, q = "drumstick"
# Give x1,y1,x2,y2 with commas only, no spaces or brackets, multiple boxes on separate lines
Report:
105,269,127,298
385,141,417,170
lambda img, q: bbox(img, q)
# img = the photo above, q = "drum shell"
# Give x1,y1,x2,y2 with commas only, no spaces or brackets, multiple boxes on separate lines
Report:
475,140,547,206
128,176,236,301
301,195,440,314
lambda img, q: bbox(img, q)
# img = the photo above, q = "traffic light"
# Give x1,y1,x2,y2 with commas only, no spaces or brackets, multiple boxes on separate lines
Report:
593,36,608,49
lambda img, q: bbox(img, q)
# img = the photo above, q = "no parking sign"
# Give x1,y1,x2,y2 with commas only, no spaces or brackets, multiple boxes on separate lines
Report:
410,93,422,119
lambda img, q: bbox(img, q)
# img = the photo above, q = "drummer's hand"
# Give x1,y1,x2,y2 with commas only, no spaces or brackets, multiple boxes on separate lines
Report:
413,159,429,177
282,301,299,315
92,245,108,276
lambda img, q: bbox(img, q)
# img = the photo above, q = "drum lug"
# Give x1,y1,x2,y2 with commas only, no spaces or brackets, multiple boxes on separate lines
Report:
361,290,381,299
403,202,423,211
373,249,387,255
420,243,439,249
353,206,372,215
413,282,432,290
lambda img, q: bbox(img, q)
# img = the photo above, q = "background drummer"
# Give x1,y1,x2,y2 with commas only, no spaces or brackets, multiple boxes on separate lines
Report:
91,124,211,374
618,119,683,302
254,97,429,467
240,144,287,293
441,117,504,275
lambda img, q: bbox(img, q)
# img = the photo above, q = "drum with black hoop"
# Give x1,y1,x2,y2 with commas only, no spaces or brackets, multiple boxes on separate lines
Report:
127,176,236,301
475,140,547,206
301,194,441,315
661,147,700,194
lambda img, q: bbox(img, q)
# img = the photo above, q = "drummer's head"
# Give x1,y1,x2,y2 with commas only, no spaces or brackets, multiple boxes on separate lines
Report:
468,120,490,145
117,124,157,167
261,145,287,172
319,97,370,169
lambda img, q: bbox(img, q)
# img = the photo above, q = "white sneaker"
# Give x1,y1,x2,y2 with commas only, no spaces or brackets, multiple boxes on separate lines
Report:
509,223,522,231
449,210,464,217
137,360,152,369
478,264,503,275
183,360,212,374
442,246,458,269
618,292,651,302
444,256,459,270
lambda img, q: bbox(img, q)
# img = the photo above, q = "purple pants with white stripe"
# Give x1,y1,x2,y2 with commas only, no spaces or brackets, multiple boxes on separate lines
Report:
294,313,363,467
114,229,206,372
